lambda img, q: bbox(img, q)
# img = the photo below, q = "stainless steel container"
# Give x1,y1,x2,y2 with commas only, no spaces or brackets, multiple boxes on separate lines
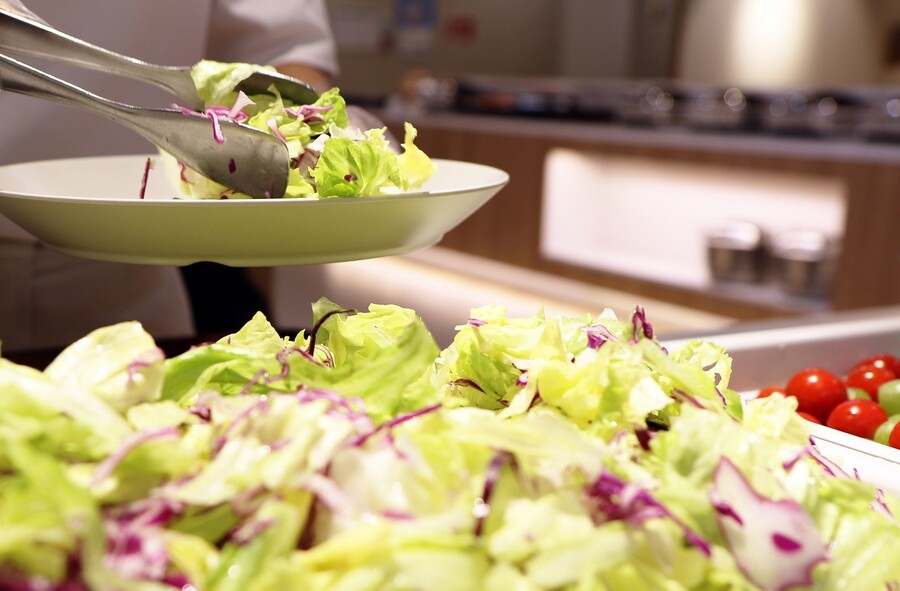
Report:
706,221,766,283
770,229,839,297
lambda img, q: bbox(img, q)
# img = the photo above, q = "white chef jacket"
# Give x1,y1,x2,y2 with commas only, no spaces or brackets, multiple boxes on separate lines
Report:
0,0,338,352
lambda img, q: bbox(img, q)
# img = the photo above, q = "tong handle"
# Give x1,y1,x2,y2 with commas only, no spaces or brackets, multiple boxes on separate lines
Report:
0,8,200,106
0,51,125,121
0,53,289,198
0,0,45,23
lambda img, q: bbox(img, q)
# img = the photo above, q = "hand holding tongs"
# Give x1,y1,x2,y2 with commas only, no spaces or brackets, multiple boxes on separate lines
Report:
0,1,321,198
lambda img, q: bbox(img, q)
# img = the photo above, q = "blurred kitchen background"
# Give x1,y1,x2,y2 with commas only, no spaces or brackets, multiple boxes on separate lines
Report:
267,0,900,346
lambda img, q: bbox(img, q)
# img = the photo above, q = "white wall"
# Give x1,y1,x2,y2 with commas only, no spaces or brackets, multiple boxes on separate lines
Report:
328,0,896,99
556,0,636,78
676,0,884,88
328,0,565,97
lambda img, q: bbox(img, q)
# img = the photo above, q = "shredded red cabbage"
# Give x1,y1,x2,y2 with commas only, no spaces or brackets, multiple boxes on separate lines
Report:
873,487,895,521
381,509,415,521
295,149,320,172
474,452,509,537
295,387,373,434
670,388,706,409
177,161,193,184
104,517,171,583
710,457,829,591
188,392,216,423
633,427,655,451
351,403,442,448
284,104,333,122
172,101,252,145
629,305,654,343
448,378,486,394
92,428,180,486
207,111,225,144
237,347,327,397
583,323,616,349
229,518,275,546
125,347,164,387
213,398,271,454
267,118,287,142
805,438,850,479
228,484,268,519
227,91,255,120
583,470,711,556
107,497,184,528
138,157,153,200
302,473,352,515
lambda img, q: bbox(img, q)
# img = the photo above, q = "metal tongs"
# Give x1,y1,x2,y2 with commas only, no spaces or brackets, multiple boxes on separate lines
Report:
0,1,321,198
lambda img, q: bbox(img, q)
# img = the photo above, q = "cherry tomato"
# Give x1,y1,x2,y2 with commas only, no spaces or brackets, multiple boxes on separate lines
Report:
826,400,888,439
785,368,848,424
852,354,900,378
889,421,900,449
757,385,785,398
844,366,896,402
797,411,821,424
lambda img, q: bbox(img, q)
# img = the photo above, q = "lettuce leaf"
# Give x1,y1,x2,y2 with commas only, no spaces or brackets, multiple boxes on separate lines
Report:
1,302,899,590
169,61,435,200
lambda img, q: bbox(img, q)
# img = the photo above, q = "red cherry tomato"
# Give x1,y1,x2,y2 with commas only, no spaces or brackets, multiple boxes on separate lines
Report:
785,368,848,424
844,366,896,402
826,400,888,439
756,385,786,398
852,354,900,378
797,411,821,424
889,421,900,449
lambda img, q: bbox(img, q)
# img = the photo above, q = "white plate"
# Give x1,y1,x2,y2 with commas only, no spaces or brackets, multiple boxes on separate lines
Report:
0,155,508,266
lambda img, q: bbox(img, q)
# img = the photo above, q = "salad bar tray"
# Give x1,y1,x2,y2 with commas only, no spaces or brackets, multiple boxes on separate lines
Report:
669,308,900,495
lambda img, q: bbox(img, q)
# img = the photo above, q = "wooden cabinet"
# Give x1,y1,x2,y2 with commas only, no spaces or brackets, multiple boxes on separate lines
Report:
387,112,900,321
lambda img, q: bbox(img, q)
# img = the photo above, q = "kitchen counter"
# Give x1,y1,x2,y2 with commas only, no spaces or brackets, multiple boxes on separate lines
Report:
268,246,736,348
4,245,737,365
385,110,900,166
381,110,900,321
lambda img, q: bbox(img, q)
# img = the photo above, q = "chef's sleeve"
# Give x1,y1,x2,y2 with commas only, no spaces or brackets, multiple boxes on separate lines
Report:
207,0,339,76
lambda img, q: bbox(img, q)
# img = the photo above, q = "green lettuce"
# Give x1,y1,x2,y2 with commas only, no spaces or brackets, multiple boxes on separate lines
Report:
1,302,899,589
168,61,435,199
162,302,439,423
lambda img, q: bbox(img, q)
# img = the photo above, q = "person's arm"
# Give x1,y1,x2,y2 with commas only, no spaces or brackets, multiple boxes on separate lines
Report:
207,0,339,85
276,63,333,93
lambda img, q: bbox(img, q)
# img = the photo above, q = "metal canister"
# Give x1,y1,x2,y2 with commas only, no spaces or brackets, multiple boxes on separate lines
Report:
706,221,766,283
770,229,839,297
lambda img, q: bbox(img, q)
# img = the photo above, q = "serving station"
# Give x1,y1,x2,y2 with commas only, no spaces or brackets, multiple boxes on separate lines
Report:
377,77,900,324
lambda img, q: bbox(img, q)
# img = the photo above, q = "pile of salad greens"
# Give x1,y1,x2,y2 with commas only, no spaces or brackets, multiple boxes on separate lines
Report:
1,299,899,590
163,60,435,199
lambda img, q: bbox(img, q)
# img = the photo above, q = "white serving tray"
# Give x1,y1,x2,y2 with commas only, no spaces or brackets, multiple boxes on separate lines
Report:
667,309,900,495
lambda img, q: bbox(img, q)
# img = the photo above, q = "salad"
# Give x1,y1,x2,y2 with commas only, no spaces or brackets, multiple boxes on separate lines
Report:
1,299,899,590
163,60,436,199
